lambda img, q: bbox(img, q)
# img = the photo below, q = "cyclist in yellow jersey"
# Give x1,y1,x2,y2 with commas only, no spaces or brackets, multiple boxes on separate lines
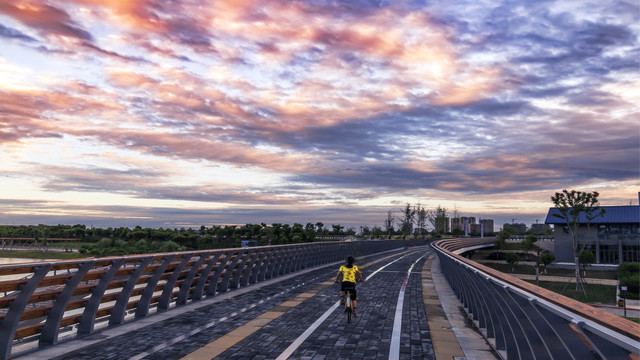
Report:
335,256,364,316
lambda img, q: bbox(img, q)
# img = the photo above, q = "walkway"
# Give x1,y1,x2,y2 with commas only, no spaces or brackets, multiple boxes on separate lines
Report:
19,247,495,360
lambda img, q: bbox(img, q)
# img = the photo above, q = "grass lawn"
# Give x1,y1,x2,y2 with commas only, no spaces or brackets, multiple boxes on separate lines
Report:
0,250,87,260
478,262,617,280
524,281,618,305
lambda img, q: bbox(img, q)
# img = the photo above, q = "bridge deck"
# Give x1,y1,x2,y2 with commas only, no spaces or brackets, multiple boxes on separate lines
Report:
19,247,493,360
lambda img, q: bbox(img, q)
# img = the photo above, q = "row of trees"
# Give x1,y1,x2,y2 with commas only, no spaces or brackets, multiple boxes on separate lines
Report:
382,203,449,239
0,223,362,257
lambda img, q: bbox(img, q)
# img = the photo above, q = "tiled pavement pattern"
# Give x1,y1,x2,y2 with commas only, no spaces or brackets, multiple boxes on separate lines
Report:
36,247,437,360
213,250,434,360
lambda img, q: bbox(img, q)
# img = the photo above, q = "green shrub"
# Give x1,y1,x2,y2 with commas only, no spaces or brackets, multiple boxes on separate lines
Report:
618,263,640,277
618,263,640,300
159,241,180,252
96,237,113,248
506,253,519,271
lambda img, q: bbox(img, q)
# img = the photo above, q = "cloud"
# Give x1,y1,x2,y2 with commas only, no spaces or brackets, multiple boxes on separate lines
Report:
0,24,37,42
0,0,638,228
0,2,93,41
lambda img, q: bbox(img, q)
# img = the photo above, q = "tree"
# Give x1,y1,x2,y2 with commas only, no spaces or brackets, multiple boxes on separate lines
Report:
415,204,428,237
305,223,316,242
428,205,448,236
579,250,596,277
522,234,538,261
551,189,605,295
494,230,509,260
540,253,554,274
506,253,519,272
399,203,415,239
331,224,344,235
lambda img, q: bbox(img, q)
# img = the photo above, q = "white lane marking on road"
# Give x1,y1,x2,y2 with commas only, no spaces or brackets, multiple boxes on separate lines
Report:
366,252,412,281
389,253,427,360
275,251,416,359
276,300,341,360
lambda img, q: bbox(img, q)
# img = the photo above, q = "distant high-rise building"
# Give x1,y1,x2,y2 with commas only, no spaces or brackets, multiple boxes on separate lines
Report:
451,216,476,232
451,217,462,231
504,222,527,234
479,219,494,234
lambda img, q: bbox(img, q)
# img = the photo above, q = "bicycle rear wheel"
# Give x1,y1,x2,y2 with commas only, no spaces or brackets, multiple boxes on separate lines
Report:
345,294,352,323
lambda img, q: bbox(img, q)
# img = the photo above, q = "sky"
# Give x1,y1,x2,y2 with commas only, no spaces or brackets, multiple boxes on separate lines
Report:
0,0,638,231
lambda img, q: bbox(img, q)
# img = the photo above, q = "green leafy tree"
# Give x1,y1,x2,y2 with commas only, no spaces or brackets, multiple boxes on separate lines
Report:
494,230,509,260
506,253,519,272
540,252,554,274
551,189,605,295
522,234,538,261
451,228,464,237
415,203,428,237
400,203,415,239
428,205,448,236
579,250,596,277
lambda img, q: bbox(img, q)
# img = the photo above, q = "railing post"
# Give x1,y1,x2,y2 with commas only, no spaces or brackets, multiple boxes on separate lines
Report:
0,264,52,359
40,261,95,346
177,252,211,305
78,259,125,335
136,255,176,317
158,254,193,310
110,257,154,325
191,252,221,301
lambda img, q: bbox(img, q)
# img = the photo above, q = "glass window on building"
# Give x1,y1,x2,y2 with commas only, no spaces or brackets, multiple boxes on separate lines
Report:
600,245,619,264
623,245,639,263
598,225,609,241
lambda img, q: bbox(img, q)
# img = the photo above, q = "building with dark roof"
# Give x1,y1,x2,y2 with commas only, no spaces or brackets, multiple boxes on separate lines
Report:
544,204,639,264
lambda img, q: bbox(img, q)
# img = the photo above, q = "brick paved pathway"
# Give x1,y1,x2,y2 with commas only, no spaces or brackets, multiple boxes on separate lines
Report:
26,247,435,360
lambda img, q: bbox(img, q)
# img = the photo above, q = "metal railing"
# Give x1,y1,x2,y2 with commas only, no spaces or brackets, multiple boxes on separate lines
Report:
433,238,639,360
0,239,406,359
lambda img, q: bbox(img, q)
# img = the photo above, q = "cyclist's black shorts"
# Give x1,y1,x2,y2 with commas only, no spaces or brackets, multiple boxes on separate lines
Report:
341,281,357,300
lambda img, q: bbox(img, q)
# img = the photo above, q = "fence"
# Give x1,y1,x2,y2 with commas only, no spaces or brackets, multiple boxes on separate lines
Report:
433,237,639,360
0,239,408,359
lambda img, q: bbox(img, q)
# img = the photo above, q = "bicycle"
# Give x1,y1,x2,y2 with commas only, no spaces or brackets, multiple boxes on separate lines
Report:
344,289,353,323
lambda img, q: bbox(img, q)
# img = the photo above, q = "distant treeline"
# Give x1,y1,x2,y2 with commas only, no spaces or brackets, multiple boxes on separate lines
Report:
0,223,393,257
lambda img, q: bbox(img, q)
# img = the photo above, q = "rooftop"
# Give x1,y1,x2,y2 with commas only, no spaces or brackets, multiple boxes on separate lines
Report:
544,205,639,224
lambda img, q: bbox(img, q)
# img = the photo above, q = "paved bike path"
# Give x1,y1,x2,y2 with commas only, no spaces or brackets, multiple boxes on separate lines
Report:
181,249,432,360
20,247,474,360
